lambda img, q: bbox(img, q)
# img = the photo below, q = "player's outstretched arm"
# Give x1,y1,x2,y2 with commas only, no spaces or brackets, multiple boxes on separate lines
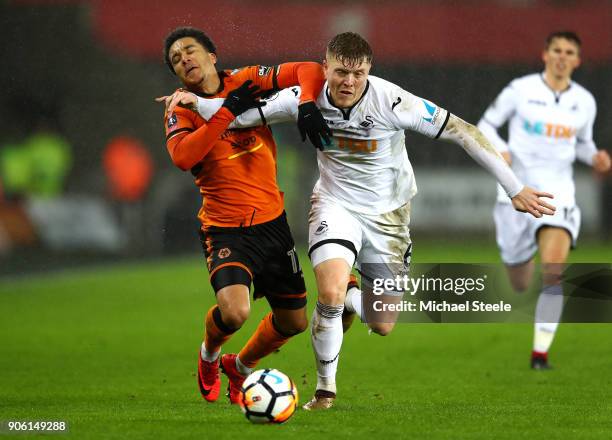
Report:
157,88,299,128
248,62,331,149
477,119,512,165
156,80,265,117
162,81,266,171
438,114,555,218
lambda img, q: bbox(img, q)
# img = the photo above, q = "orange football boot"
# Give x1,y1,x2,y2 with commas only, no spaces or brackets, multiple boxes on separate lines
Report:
220,354,247,404
197,353,221,402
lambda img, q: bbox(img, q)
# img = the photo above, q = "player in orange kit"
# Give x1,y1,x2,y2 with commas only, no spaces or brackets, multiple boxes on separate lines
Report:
161,27,330,404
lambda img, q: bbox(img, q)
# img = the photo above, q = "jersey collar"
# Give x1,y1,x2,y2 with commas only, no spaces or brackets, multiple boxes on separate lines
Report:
540,72,572,103
194,70,227,98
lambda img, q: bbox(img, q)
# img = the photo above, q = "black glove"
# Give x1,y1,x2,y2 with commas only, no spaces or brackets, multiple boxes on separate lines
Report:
222,80,266,117
297,101,332,150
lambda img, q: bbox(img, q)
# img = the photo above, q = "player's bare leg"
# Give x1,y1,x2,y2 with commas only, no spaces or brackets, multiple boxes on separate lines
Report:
272,307,309,336
221,303,308,404
531,227,571,369
234,307,308,374
342,274,359,332
303,258,351,410
345,275,403,336
216,284,251,329
504,259,535,293
199,284,250,402
366,291,403,336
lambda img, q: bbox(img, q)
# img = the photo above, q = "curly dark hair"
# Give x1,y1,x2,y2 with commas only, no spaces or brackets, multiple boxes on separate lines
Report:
163,27,217,74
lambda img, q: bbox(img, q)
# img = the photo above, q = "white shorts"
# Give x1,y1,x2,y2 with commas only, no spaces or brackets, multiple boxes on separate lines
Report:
308,196,412,281
493,202,581,265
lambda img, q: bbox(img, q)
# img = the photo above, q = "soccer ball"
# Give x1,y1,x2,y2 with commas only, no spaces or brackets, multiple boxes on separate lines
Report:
239,368,298,424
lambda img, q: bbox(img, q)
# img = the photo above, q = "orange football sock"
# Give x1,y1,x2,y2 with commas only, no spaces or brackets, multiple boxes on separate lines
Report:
203,305,235,355
238,313,289,369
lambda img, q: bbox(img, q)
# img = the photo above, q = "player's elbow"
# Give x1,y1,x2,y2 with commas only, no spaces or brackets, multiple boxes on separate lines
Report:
170,152,197,171
173,159,192,172
466,121,482,137
167,139,201,171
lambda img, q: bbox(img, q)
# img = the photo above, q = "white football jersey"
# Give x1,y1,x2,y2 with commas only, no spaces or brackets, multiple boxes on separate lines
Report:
480,73,597,205
197,76,449,215
313,75,449,214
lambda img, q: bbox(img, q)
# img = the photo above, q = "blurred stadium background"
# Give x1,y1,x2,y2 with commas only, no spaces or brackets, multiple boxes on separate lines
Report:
1,2,611,438
1,0,610,269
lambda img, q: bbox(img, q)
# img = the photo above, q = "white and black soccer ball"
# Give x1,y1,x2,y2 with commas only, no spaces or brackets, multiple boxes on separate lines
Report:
239,368,298,424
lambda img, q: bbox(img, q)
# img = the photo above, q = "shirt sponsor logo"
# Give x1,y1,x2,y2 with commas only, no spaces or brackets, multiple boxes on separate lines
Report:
528,99,547,106
523,120,576,139
421,99,440,125
336,136,378,153
230,136,257,149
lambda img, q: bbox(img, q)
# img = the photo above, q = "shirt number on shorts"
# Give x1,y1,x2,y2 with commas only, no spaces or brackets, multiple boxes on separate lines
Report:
286,248,301,274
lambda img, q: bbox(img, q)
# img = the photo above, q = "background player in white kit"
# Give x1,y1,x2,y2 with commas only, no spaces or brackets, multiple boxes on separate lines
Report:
477,31,611,370
159,32,555,408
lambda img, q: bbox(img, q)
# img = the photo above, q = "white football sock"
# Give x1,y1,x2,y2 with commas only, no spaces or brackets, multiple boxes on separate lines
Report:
344,286,363,320
311,301,344,394
201,342,220,362
235,356,252,376
533,284,564,353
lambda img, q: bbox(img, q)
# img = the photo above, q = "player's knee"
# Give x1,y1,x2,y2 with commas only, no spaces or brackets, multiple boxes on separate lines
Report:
510,279,530,293
221,306,250,330
279,317,309,336
292,315,309,334
272,309,308,336
318,284,346,306
369,322,395,336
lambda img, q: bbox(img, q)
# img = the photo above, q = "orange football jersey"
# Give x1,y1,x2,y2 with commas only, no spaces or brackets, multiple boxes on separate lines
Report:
164,62,324,227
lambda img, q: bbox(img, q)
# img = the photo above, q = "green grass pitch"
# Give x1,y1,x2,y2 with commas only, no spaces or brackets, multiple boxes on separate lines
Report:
1,241,611,439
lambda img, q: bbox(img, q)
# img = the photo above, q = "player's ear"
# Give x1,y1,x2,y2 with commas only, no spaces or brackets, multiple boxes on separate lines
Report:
210,52,217,65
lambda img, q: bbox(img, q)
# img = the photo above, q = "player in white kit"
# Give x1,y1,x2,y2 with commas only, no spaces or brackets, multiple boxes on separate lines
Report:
477,31,611,370
158,32,556,408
